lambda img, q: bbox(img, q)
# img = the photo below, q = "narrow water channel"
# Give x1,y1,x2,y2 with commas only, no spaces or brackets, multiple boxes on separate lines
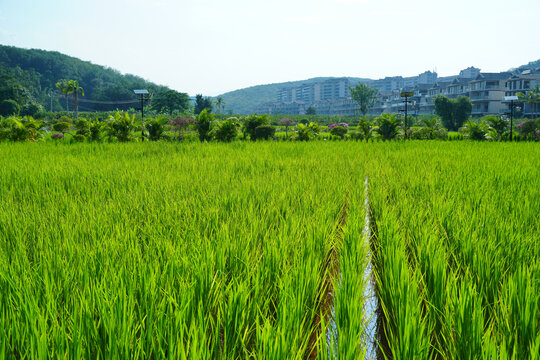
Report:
325,176,380,359
362,176,379,359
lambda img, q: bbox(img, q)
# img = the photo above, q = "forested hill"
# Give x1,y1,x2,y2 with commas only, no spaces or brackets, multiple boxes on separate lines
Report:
0,44,170,112
217,77,370,114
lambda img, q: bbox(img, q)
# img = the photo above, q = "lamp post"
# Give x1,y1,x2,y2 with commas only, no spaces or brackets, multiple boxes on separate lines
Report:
504,95,519,142
400,91,414,139
134,89,149,141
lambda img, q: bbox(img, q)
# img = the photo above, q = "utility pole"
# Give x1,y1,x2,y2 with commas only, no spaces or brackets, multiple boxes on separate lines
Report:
134,89,149,141
400,91,414,139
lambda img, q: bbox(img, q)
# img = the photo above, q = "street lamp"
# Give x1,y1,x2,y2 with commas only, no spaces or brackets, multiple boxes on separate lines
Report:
400,91,414,139
134,89,149,140
504,95,518,142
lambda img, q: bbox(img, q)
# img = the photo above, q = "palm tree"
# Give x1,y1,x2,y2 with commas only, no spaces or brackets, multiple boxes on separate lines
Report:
214,97,225,114
56,79,73,112
67,80,84,121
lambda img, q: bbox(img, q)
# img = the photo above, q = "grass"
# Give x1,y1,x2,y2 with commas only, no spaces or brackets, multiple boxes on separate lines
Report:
0,140,538,359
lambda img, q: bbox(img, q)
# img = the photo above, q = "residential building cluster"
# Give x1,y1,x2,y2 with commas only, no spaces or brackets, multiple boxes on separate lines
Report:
255,67,540,117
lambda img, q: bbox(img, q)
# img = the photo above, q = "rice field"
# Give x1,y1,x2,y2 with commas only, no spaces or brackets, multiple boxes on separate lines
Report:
0,141,538,359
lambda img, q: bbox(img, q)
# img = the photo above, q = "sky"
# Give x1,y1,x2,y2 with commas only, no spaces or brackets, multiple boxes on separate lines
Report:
0,0,539,96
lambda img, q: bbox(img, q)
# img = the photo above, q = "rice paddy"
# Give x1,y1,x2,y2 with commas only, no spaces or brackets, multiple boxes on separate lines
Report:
0,141,538,359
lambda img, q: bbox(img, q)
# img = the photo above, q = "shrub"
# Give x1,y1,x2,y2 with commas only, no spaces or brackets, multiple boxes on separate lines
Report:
20,103,43,117
146,118,166,141
296,122,321,141
89,121,103,142
243,114,269,140
75,119,90,137
53,122,71,133
517,120,538,139
330,125,348,139
375,113,400,141
0,100,20,116
196,109,214,142
357,117,373,142
214,117,239,142
73,134,86,142
51,133,65,140
170,116,195,140
254,125,275,140
106,111,136,142
461,120,487,141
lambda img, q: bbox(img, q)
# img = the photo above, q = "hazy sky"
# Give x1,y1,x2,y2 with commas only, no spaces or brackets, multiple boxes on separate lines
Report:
1,0,539,96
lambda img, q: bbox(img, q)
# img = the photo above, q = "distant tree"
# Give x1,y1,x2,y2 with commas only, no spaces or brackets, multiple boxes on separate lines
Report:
453,96,472,130
152,90,190,115
67,80,84,121
194,94,213,115
279,117,295,137
56,79,73,112
214,96,225,114
434,95,471,131
305,105,317,115
350,83,378,116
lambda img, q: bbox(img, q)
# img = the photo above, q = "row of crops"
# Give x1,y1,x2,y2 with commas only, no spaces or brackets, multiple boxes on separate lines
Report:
0,141,538,359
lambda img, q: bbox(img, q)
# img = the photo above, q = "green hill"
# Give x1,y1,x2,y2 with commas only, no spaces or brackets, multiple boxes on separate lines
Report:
217,77,371,114
0,44,170,113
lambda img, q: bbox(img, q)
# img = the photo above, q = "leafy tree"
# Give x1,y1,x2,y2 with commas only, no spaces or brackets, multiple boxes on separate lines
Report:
454,96,472,130
305,105,317,115
152,90,190,115
434,95,472,131
196,109,214,142
194,94,213,115
0,99,20,116
242,114,269,140
52,121,71,133
375,113,399,141
350,83,378,116
279,118,295,138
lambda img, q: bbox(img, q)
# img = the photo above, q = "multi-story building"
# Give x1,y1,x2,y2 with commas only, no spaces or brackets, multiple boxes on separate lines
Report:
467,72,511,116
505,68,540,117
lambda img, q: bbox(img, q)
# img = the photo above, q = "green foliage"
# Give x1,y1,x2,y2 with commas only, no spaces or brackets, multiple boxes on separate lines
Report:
254,125,276,140
434,95,472,131
242,114,269,140
145,118,166,141
194,94,213,115
0,116,43,141
106,111,136,142
213,117,240,142
330,125,348,139
356,117,373,142
196,109,214,142
483,116,508,141
151,90,190,115
75,119,90,137
305,105,317,115
20,102,43,117
0,44,170,112
461,120,488,140
296,122,321,141
375,113,400,140
52,121,71,133
89,120,103,142
0,99,20,116
350,83,378,116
